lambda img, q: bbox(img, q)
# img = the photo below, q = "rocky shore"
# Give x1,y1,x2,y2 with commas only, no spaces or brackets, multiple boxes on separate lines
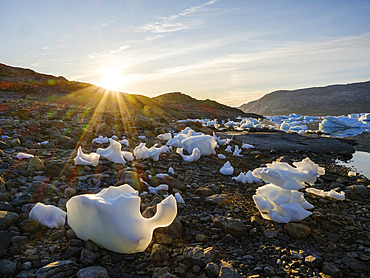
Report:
0,100,369,278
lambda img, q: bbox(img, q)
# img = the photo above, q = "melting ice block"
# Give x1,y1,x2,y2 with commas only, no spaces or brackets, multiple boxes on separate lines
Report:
182,135,217,156
176,147,201,162
29,203,66,228
66,184,177,253
253,184,313,223
220,161,234,175
134,143,169,161
74,146,100,166
157,133,172,142
97,139,127,164
16,152,34,160
232,170,261,184
306,188,345,200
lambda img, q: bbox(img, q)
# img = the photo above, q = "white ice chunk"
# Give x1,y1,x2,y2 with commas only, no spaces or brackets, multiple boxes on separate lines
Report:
157,133,172,142
97,139,127,164
29,203,66,228
252,167,317,190
233,145,243,157
156,173,169,179
253,184,313,223
111,135,119,140
168,167,175,175
134,143,169,161
92,136,109,144
16,152,34,160
218,154,226,159
176,147,201,162
242,143,254,149
118,139,129,147
220,161,234,175
293,157,325,176
74,146,100,166
148,184,169,194
138,135,146,140
182,135,217,156
348,171,356,177
225,145,233,153
306,188,345,200
232,170,261,183
174,192,185,204
66,184,177,253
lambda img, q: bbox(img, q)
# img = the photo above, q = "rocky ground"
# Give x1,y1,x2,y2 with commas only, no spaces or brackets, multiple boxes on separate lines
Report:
0,100,369,278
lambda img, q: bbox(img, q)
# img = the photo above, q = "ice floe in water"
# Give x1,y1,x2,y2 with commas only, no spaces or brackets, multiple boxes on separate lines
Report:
66,184,177,253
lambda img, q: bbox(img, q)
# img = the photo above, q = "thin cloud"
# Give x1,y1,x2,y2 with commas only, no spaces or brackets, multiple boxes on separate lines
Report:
137,0,219,33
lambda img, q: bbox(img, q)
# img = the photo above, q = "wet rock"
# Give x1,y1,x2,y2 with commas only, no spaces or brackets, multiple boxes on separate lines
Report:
284,223,312,239
11,193,32,206
35,260,79,278
341,256,369,272
264,229,278,239
77,266,109,278
205,194,228,205
0,210,20,229
347,185,368,200
10,138,21,147
0,259,16,278
150,243,170,263
213,216,251,238
184,245,216,267
321,262,342,278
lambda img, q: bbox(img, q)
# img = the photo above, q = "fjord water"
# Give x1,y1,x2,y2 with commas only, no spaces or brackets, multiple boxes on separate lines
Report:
336,151,370,179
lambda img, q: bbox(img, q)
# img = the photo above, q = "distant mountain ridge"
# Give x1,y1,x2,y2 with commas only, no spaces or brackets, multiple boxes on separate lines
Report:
0,63,250,120
239,81,370,116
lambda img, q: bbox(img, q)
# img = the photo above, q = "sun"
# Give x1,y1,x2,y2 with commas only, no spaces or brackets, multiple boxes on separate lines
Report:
98,67,128,91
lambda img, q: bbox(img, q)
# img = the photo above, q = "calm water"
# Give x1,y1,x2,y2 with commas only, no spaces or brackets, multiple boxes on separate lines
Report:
336,151,370,179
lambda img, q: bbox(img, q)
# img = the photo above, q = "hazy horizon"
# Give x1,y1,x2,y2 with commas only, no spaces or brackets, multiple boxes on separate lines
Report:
1,0,370,106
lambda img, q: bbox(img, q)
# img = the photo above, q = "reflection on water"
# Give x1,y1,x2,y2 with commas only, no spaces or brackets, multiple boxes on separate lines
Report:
336,151,370,179
320,127,369,137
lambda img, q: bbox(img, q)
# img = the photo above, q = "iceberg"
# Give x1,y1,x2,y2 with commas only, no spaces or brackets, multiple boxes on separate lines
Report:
29,203,66,228
74,146,100,166
66,184,177,253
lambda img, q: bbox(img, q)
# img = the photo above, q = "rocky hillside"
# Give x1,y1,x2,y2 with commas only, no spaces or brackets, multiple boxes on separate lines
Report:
239,81,370,116
154,92,261,119
0,63,248,120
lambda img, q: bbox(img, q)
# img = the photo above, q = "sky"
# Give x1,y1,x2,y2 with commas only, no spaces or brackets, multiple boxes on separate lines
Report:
1,0,370,107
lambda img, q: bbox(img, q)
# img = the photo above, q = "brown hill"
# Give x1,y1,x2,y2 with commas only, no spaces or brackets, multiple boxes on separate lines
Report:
0,63,251,120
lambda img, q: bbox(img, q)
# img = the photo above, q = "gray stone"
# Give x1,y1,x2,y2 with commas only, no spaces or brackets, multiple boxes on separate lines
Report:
77,266,109,278
11,235,27,248
35,260,78,278
264,229,278,239
27,156,45,172
205,262,219,278
205,194,228,205
0,231,12,255
195,187,214,197
305,255,323,269
218,261,243,278
284,223,311,239
213,216,251,238
321,262,342,278
341,256,369,272
0,210,20,229
184,245,216,267
161,175,188,190
11,194,32,206
0,259,16,277
150,243,170,263
152,267,178,278
80,249,99,265
19,219,40,233
43,160,70,178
